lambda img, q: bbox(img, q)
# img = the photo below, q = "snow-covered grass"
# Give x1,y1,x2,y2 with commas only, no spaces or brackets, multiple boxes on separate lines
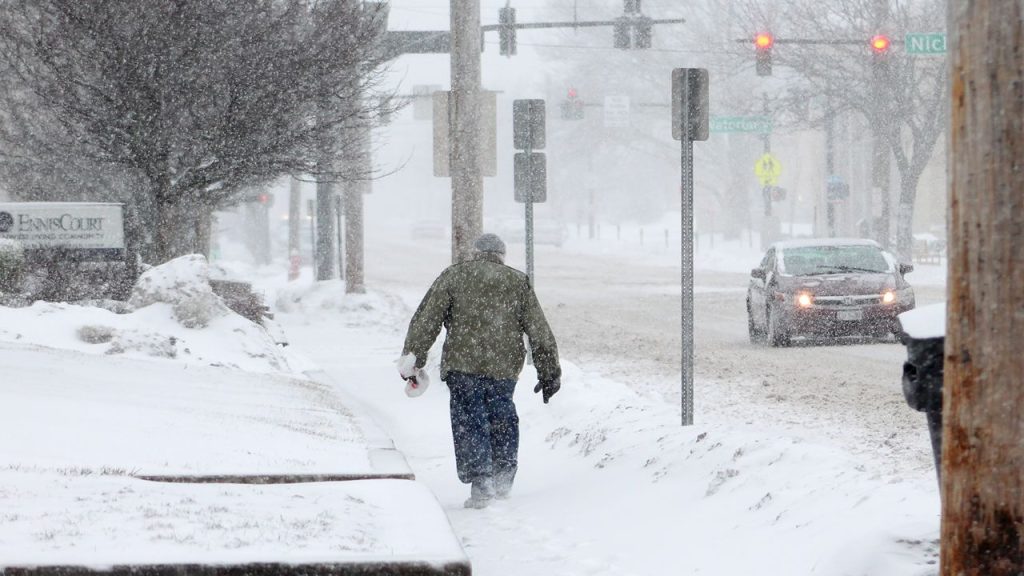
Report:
0,255,466,569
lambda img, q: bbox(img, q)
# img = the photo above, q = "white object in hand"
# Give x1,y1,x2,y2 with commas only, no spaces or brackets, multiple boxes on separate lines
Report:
405,369,430,398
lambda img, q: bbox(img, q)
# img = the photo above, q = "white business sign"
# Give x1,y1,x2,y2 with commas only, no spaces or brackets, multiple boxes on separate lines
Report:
0,202,125,252
603,95,631,128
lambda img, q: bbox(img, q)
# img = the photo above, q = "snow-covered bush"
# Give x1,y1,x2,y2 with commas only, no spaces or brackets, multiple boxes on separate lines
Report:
129,255,228,329
0,239,25,294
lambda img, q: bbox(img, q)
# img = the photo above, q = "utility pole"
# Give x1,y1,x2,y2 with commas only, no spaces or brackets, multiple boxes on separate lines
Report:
942,2,1024,574
449,0,483,263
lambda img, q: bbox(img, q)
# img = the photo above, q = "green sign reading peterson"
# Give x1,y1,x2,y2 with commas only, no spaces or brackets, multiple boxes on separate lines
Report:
905,33,946,55
710,116,773,134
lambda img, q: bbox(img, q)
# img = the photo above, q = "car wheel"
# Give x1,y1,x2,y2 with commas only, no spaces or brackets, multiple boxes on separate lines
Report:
747,302,765,344
766,305,791,347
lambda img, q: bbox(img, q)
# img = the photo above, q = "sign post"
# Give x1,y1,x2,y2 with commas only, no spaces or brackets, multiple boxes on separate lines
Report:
672,68,709,426
512,99,546,285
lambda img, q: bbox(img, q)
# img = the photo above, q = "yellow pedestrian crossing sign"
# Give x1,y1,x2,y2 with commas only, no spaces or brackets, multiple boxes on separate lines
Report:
754,153,782,186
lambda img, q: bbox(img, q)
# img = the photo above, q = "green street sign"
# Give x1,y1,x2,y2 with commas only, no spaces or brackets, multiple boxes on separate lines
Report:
905,33,946,55
710,116,772,134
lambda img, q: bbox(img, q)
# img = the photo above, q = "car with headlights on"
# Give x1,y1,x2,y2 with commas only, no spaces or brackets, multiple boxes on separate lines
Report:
747,238,915,346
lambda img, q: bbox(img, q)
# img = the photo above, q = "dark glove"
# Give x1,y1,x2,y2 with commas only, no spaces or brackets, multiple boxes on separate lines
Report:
533,378,561,404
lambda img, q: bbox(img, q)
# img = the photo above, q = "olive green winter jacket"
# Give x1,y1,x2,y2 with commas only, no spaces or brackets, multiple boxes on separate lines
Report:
402,252,561,382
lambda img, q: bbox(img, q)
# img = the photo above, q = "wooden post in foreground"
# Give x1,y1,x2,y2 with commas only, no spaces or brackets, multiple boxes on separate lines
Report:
943,1,1024,574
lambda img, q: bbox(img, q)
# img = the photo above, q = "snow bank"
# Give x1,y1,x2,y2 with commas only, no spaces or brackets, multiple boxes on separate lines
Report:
130,254,228,328
275,280,409,333
0,255,291,374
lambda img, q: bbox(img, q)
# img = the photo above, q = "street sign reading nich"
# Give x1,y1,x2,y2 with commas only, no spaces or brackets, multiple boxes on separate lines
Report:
905,33,946,55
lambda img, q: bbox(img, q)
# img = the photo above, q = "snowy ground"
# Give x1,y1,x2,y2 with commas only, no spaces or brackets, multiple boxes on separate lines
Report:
0,258,464,570
0,225,946,574
245,227,945,576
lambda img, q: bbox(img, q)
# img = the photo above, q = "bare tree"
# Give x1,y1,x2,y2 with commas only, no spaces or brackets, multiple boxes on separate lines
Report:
728,0,947,260
0,0,395,263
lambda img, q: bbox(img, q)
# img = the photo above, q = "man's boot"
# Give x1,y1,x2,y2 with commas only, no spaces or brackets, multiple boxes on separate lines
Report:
494,469,516,499
464,476,495,509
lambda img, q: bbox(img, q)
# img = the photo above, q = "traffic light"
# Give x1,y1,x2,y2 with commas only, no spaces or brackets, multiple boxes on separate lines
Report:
499,7,516,57
257,193,274,208
870,34,891,77
634,16,653,49
754,32,773,76
870,34,891,54
614,17,631,49
560,89,585,120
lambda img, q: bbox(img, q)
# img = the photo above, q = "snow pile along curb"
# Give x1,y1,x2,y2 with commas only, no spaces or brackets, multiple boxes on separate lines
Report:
0,254,292,374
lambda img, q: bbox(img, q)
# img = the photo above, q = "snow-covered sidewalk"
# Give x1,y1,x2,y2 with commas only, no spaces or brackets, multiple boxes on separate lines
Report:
274,279,942,576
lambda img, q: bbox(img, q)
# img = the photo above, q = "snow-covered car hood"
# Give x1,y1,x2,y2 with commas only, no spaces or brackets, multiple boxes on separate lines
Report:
778,272,904,296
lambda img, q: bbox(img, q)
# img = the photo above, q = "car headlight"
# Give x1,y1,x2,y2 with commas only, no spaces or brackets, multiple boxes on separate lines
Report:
796,292,814,308
882,290,896,304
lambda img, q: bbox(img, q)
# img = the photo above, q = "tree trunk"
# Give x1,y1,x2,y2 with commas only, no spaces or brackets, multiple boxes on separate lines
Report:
344,180,365,294
343,115,369,295
896,171,920,264
942,1,1024,574
196,206,213,260
155,197,190,263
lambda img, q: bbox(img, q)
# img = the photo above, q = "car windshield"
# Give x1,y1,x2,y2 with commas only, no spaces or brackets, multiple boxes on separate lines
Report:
780,245,891,276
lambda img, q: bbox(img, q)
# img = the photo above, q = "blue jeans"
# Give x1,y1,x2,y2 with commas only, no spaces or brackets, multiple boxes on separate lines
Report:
446,372,519,484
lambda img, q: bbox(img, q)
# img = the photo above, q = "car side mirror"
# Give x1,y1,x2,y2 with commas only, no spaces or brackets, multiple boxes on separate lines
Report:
751,268,766,280
899,263,915,275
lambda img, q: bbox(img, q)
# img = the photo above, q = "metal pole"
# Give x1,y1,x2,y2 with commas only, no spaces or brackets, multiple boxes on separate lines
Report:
450,0,483,263
525,141,535,286
680,83,694,427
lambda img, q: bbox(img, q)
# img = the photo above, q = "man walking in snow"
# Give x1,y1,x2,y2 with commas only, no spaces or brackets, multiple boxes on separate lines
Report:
399,233,562,509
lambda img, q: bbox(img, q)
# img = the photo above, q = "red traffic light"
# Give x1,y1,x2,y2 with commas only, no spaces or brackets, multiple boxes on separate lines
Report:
754,33,774,50
567,88,578,99
258,193,270,204
870,34,891,53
